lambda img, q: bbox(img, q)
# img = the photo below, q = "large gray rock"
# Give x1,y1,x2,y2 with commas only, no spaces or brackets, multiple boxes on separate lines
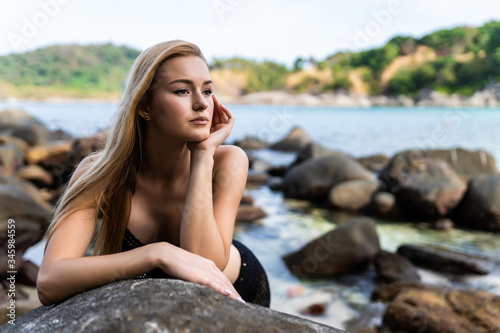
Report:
397,244,494,275
233,136,269,150
0,109,51,146
292,142,341,167
373,281,500,333
355,154,390,172
374,250,420,282
454,174,500,231
0,176,50,274
270,126,311,152
380,148,498,191
1,279,344,333
283,153,373,200
282,217,380,276
328,179,380,212
0,135,27,175
394,159,467,219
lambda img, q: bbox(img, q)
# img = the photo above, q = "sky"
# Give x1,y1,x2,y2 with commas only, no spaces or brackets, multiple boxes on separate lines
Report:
1,0,500,67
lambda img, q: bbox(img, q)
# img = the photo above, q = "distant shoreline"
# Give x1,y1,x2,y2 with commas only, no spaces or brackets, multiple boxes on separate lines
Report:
1,87,500,108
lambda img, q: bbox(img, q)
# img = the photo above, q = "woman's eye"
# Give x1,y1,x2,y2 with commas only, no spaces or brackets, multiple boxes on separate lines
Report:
174,89,189,95
203,89,213,96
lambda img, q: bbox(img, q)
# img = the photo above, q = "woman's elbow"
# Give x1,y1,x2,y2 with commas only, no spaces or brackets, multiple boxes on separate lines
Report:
36,269,58,306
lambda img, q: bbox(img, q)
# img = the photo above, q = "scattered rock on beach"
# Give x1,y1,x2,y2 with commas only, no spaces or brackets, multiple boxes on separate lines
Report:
292,142,340,167
370,191,402,220
374,250,420,282
283,153,373,201
329,179,380,212
454,174,500,231
396,243,494,275
356,154,390,173
394,159,467,219
234,136,269,150
0,109,51,146
0,135,26,175
282,217,380,276
373,281,500,333
4,279,345,333
379,148,498,191
270,126,311,152
236,204,267,223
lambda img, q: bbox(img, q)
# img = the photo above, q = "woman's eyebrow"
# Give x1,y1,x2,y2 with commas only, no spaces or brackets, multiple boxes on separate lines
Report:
168,79,213,85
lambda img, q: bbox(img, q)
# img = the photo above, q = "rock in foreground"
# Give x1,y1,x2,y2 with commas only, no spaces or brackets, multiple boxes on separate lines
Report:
2,279,344,333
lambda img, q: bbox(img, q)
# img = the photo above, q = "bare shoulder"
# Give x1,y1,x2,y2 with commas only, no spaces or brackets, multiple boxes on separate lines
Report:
213,145,249,173
68,152,103,186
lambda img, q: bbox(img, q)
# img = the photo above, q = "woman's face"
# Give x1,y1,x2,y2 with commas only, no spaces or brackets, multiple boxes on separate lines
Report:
147,55,214,143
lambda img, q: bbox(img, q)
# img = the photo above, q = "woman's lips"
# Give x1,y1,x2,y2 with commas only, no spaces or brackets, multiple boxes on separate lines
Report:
190,117,209,125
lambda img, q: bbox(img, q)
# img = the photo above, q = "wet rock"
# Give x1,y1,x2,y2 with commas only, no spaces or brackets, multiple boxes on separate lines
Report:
236,204,267,223
356,154,390,172
379,148,498,191
300,303,328,316
0,109,51,146
397,243,494,275
234,136,269,150
292,142,340,167
0,175,50,274
4,279,344,333
374,282,500,333
433,218,454,230
15,165,53,188
240,193,255,205
267,176,284,191
454,174,500,231
283,153,373,201
246,170,270,185
266,165,288,177
0,135,27,175
394,160,467,219
329,179,380,212
370,191,402,220
282,217,380,276
374,250,420,282
270,126,311,152
67,130,108,165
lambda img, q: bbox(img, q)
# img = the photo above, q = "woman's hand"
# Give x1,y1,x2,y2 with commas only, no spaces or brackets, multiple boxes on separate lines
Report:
187,94,234,154
154,242,245,304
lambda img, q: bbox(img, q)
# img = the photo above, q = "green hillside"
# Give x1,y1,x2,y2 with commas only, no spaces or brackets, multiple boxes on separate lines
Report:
0,20,499,100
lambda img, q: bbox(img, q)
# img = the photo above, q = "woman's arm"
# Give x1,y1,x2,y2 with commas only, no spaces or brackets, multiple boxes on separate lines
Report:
38,155,242,306
180,97,248,270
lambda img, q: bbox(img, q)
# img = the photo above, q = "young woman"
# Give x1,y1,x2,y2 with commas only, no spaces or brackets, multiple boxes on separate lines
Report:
37,40,270,307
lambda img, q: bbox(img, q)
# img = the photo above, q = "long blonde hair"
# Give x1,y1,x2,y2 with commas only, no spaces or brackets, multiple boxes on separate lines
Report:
45,40,207,255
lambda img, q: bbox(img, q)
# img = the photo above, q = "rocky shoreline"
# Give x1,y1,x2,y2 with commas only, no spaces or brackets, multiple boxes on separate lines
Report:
1,108,500,332
3,83,500,107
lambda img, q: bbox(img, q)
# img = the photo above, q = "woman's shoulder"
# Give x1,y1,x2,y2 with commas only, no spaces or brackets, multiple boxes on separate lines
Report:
68,152,104,186
213,145,248,171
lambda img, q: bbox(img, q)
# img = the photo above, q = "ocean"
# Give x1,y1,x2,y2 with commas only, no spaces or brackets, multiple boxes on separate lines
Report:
3,101,500,330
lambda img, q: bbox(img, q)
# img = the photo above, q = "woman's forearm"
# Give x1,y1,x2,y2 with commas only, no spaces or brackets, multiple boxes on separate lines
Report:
180,149,227,269
37,243,161,306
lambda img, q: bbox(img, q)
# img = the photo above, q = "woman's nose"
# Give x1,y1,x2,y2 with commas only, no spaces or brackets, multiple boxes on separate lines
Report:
192,91,208,111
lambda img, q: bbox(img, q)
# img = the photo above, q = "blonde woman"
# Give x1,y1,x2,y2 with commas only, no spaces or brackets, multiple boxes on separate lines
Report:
37,40,270,307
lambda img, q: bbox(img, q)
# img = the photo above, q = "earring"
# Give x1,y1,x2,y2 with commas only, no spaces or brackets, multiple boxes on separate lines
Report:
144,115,151,121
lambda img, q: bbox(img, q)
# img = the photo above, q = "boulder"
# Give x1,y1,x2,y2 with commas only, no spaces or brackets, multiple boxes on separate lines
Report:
370,191,403,220
282,217,380,276
373,282,500,333
67,130,108,166
397,244,494,275
269,126,311,152
394,160,467,219
283,153,373,201
0,135,27,175
379,148,498,191
328,179,380,211
25,140,73,165
234,136,269,150
454,174,500,231
15,165,54,188
0,109,51,146
292,142,340,167
374,250,420,282
236,205,267,223
2,279,344,333
356,154,390,172
0,175,51,274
